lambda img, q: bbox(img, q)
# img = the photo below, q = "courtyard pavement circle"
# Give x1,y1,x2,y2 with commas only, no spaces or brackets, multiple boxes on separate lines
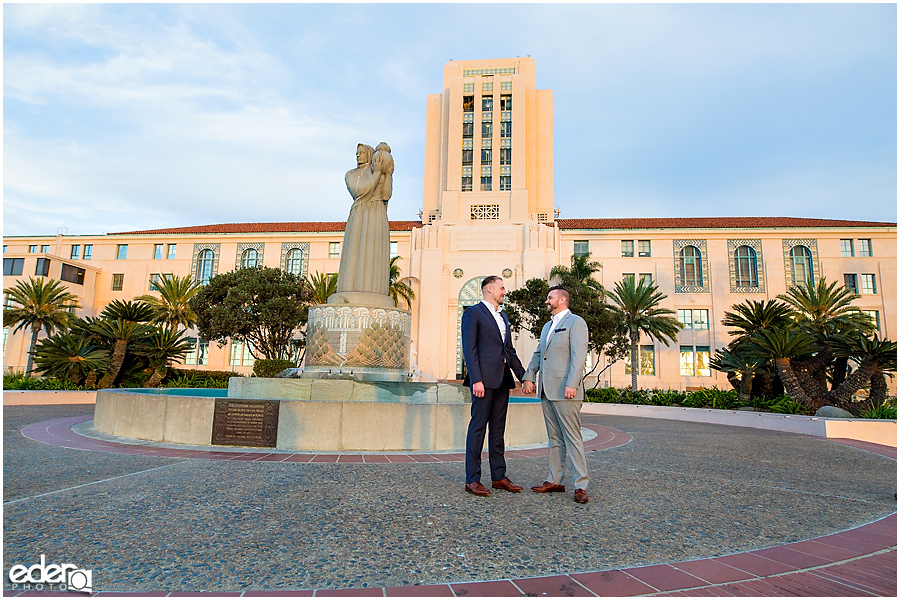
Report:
3,405,896,596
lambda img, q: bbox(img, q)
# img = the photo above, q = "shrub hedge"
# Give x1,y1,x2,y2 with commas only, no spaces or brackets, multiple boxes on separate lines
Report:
584,386,817,416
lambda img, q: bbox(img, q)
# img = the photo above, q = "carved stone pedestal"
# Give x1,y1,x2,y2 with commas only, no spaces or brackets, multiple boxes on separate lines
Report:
302,304,412,382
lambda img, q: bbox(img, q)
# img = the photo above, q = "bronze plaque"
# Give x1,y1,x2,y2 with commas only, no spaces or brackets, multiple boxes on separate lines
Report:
212,400,279,447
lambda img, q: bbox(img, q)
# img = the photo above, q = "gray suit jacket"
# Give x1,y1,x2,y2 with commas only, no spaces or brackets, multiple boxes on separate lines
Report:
523,312,589,401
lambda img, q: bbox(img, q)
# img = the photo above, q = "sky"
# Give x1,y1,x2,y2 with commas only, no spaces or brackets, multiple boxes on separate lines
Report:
3,3,897,237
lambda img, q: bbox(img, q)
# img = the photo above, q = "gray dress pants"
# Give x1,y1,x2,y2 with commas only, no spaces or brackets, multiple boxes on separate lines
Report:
540,392,589,490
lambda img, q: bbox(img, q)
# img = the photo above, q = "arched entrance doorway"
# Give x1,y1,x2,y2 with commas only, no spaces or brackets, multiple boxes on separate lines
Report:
456,276,486,379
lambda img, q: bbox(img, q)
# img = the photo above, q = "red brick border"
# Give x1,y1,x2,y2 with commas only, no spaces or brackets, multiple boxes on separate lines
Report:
20,416,631,461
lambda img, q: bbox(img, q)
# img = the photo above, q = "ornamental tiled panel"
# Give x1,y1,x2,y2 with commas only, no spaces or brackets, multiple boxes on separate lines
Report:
464,68,516,76
672,239,710,294
280,241,310,277
234,242,265,270
727,239,765,294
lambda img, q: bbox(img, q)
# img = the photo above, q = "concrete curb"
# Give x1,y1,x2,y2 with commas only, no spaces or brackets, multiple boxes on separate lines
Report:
581,402,897,447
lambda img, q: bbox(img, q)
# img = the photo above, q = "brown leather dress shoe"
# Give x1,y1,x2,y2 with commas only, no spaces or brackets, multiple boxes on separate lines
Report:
574,489,589,504
491,477,523,492
465,482,491,497
531,481,566,493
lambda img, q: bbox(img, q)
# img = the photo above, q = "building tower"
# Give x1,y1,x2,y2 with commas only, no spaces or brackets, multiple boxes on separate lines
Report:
422,57,554,225
411,57,560,379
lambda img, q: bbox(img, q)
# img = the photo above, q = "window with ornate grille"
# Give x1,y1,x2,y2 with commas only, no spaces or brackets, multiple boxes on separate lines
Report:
470,205,500,220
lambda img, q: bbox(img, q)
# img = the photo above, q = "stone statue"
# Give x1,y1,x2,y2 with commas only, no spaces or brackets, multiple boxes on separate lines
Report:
328,142,395,308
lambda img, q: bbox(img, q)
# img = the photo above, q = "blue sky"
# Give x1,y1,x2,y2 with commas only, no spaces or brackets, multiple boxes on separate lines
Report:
3,3,897,236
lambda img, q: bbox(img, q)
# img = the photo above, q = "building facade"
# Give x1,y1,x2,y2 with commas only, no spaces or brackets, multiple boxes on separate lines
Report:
3,58,897,392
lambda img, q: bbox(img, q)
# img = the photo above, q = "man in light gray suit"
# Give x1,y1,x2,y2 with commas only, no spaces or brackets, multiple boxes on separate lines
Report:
522,286,590,504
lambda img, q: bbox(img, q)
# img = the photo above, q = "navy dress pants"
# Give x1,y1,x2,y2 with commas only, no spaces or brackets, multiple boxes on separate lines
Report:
465,386,510,484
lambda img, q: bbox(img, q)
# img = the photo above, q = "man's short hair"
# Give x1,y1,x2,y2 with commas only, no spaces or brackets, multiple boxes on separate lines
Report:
481,275,502,290
549,285,571,305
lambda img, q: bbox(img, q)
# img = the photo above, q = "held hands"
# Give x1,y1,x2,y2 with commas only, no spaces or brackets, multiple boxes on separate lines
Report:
472,381,485,398
522,381,535,394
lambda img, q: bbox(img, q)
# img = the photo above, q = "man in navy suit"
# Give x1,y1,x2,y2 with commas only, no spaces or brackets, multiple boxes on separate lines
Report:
461,275,526,497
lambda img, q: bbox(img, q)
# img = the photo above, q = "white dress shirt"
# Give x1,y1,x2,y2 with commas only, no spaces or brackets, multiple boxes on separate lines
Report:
481,300,506,343
546,308,571,344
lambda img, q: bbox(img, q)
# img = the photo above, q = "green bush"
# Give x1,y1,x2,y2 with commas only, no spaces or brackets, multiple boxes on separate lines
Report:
585,387,619,403
253,359,296,378
682,388,713,408
617,388,652,405
769,395,810,415
648,389,685,407
858,398,898,420
3,373,91,391
162,368,240,389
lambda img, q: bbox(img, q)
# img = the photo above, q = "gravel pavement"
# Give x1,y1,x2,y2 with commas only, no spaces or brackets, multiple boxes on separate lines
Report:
3,405,895,592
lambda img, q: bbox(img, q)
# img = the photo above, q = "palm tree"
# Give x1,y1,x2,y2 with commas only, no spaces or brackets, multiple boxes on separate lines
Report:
3,277,80,373
90,318,155,388
136,275,202,331
308,272,338,305
132,326,195,388
709,347,767,404
830,334,898,411
722,299,794,346
389,256,416,309
100,299,156,324
550,252,603,293
778,278,872,337
606,277,681,390
745,328,821,410
778,278,874,389
32,332,109,385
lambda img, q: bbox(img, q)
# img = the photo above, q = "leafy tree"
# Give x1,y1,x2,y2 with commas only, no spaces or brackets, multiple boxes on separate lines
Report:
389,256,416,309
32,332,109,385
136,275,202,331
132,326,195,388
606,276,681,391
190,267,314,361
308,272,338,305
3,277,80,373
505,253,628,384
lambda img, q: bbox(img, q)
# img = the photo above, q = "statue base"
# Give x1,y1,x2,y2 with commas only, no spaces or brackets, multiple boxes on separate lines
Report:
302,303,411,382
327,291,396,308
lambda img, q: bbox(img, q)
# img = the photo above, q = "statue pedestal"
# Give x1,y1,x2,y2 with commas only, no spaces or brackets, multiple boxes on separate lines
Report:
327,291,396,308
302,303,411,382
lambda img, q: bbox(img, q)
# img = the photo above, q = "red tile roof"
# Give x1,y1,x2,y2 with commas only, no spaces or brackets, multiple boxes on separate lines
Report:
110,216,895,236
111,221,423,235
555,217,896,230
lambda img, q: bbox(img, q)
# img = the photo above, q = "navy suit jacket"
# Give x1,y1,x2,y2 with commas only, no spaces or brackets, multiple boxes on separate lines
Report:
461,302,525,390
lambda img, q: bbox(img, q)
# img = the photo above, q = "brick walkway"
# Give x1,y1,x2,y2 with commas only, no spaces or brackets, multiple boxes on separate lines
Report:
4,412,896,597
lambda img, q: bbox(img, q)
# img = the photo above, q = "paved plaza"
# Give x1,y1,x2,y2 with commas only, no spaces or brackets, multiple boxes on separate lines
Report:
3,404,897,596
